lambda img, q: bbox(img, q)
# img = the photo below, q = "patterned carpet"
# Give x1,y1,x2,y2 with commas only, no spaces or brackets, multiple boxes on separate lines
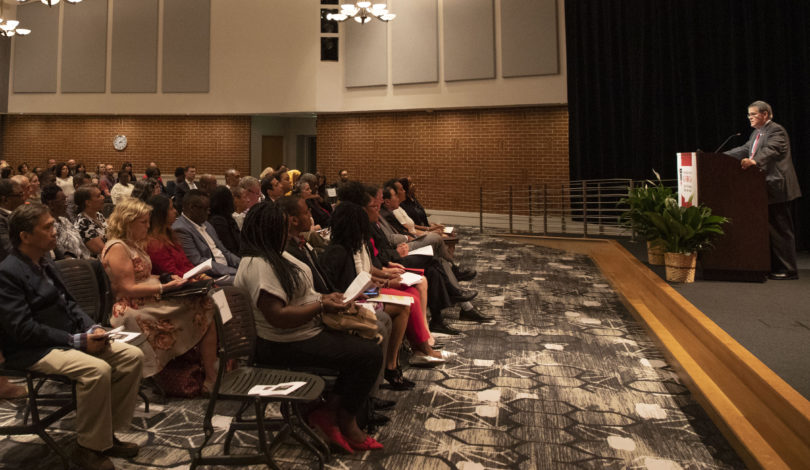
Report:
0,229,745,469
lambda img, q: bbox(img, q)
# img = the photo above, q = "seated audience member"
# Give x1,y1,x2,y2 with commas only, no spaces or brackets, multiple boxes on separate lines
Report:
258,166,275,180
54,162,75,202
172,190,241,284
0,203,143,470
41,184,93,259
197,174,218,195
119,162,134,182
261,173,285,203
110,171,134,205
10,175,32,202
0,179,28,261
321,202,444,383
165,167,185,198
398,176,432,228
25,172,41,204
75,162,88,176
208,186,241,256
17,162,30,175
130,177,160,203
224,168,241,190
0,166,11,179
39,169,57,189
232,176,262,230
235,201,383,452
298,173,332,228
101,199,218,391
172,166,198,212
146,194,196,277
337,169,350,185
316,173,329,199
339,182,467,335
144,166,166,194
74,185,108,257
385,179,444,235
378,184,490,324
230,185,247,230
279,170,294,195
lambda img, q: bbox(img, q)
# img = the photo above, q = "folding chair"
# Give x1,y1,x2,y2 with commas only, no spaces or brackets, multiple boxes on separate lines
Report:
0,360,77,469
190,286,328,469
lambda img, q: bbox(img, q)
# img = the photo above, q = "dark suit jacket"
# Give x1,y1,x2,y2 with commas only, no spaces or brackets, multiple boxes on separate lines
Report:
726,121,802,204
209,214,241,256
319,244,361,292
285,237,335,294
172,215,241,278
0,251,95,369
173,180,196,212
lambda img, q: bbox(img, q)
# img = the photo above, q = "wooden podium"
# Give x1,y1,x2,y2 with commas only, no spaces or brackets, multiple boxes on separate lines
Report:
691,152,770,282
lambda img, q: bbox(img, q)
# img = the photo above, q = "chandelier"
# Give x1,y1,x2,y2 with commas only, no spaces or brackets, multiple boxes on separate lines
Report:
327,2,396,24
17,0,84,5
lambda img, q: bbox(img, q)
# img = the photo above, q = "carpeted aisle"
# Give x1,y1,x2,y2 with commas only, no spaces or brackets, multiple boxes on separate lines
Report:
0,229,745,469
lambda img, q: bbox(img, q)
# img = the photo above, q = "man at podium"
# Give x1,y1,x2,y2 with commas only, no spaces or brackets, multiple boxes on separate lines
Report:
725,100,801,280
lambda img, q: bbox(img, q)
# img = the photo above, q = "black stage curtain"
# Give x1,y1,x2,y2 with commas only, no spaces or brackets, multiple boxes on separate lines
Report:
565,0,810,249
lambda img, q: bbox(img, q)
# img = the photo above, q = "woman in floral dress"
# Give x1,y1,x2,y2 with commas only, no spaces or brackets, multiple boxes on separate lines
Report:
101,198,217,389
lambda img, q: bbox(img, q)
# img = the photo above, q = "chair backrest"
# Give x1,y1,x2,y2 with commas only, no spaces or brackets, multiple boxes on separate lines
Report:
208,286,257,364
54,258,102,323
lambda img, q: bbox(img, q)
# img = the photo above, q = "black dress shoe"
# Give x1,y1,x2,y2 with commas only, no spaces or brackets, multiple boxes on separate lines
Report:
768,272,799,280
430,321,461,336
382,368,415,391
72,446,114,470
450,289,478,303
371,397,396,411
369,412,391,426
103,436,140,458
459,307,495,324
453,267,477,282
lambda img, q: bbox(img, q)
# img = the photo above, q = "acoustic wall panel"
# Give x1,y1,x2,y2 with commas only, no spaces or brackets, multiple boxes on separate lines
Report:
13,3,59,93
62,0,108,93
112,0,158,93
345,19,387,88
392,0,438,85
501,0,559,77
443,0,495,82
162,0,210,93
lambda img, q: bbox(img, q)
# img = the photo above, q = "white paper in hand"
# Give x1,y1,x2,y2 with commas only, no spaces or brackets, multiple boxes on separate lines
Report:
326,187,337,198
212,289,232,324
183,258,213,279
342,271,373,303
399,272,423,286
408,245,434,257
443,226,454,234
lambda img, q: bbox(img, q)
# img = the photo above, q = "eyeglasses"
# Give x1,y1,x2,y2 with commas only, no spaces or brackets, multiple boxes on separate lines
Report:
747,112,763,117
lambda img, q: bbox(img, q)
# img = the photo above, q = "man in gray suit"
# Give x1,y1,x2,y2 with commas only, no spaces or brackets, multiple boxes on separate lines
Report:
172,190,241,285
726,100,802,280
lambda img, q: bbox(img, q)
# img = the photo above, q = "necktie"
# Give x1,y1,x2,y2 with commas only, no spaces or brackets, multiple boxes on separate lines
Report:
750,133,761,160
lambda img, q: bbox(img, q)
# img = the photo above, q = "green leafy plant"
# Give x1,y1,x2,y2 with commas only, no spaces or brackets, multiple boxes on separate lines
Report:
645,197,729,254
619,170,674,240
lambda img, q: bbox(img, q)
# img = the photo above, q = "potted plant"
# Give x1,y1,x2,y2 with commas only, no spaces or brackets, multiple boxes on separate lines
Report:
619,171,673,265
645,197,729,283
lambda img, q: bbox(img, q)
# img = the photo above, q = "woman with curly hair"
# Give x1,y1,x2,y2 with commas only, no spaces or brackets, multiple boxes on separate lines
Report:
101,198,217,394
235,201,384,452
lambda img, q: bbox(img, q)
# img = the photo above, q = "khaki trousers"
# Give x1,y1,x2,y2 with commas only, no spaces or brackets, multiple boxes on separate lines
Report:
29,342,144,452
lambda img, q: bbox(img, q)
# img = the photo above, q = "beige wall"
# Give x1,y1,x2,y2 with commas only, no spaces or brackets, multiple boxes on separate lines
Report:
6,0,566,115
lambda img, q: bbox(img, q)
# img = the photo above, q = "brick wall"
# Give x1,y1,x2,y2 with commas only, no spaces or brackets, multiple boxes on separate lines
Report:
316,106,570,214
0,115,251,176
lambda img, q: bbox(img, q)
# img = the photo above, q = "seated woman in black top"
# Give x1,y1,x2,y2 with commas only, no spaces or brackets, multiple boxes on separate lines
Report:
234,201,383,452
398,176,430,227
208,185,241,256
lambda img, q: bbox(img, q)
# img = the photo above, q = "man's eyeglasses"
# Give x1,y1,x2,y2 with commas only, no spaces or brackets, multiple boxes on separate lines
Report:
747,112,763,117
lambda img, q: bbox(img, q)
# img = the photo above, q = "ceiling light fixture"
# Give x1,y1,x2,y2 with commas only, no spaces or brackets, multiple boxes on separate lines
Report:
327,2,396,24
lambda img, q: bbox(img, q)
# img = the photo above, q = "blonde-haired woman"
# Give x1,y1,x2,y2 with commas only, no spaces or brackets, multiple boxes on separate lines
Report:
101,199,218,395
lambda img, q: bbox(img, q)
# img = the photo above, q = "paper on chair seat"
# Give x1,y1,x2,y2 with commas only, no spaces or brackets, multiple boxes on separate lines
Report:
248,382,307,396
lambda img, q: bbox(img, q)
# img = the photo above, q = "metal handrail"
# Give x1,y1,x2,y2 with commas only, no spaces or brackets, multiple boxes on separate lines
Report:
479,178,678,237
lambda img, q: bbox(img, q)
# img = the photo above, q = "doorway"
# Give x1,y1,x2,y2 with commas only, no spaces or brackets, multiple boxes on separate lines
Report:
261,135,284,171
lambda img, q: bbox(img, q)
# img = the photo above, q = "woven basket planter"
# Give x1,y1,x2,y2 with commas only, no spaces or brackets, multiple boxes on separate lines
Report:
646,240,666,266
665,252,697,283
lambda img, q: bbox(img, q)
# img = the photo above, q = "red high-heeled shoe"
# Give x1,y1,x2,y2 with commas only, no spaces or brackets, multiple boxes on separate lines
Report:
348,436,384,451
307,408,354,454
